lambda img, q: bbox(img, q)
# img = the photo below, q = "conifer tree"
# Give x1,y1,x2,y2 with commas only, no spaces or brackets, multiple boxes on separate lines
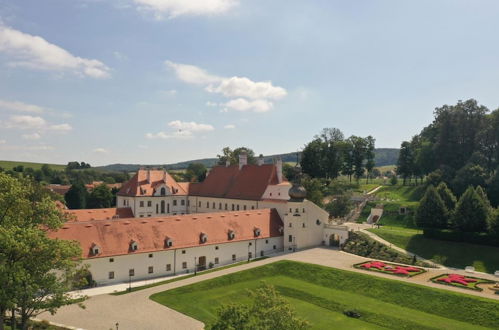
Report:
452,186,489,232
415,185,448,228
436,182,457,212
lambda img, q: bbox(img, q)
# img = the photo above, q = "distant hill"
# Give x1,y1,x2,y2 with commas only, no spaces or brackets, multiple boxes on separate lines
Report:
97,148,399,172
0,160,66,171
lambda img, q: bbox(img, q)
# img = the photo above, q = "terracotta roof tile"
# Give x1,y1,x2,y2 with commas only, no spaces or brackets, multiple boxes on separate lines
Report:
117,169,187,197
65,208,134,222
49,209,283,258
190,164,288,200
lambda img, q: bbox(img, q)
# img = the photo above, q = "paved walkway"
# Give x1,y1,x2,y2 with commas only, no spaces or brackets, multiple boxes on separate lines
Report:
38,248,499,330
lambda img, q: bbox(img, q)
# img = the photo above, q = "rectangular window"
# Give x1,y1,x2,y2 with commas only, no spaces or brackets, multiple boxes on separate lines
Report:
225,204,228,210
214,257,219,264
139,215,144,218
182,250,186,254
251,206,255,210
219,203,222,210
212,202,216,209
123,200,126,206
289,223,292,228
149,253,153,258
187,200,190,206
109,258,114,263
237,205,240,211
181,200,185,206
232,204,235,211
129,269,135,276
206,201,209,208
260,251,264,257
148,266,154,274
273,245,276,249
232,254,236,261
243,205,247,210
166,264,171,271
140,201,144,207
215,246,219,250
147,201,152,207
182,262,187,269
173,200,177,206
288,235,293,243
265,240,269,244
198,201,201,207
248,252,252,259
108,271,114,279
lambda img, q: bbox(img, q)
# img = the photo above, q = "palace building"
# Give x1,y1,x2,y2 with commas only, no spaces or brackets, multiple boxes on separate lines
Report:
50,154,348,285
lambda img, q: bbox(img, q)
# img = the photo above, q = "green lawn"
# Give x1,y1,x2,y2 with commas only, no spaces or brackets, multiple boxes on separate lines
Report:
368,227,499,273
150,260,499,329
0,160,66,171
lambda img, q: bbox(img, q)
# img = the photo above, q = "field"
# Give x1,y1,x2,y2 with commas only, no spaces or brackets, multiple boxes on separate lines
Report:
150,260,499,330
0,160,66,171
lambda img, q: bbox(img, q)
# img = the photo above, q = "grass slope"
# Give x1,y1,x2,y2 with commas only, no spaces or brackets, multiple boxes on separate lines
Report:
0,160,66,171
368,227,499,273
150,260,499,329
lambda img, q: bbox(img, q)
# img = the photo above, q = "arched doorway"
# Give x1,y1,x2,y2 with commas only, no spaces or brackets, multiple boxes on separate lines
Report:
160,200,165,213
329,234,340,247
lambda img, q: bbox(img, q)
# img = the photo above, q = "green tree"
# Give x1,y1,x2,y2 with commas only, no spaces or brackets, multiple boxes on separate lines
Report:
350,136,368,182
64,182,88,209
209,283,309,330
436,182,457,212
301,177,324,207
326,193,353,218
87,184,113,208
365,136,376,183
185,163,208,182
397,141,414,185
0,173,84,329
300,138,324,178
451,164,488,195
390,175,398,185
415,185,448,228
217,147,256,166
452,186,489,232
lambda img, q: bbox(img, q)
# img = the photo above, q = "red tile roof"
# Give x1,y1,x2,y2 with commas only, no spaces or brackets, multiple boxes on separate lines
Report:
48,209,283,258
117,169,187,197
190,164,287,200
65,208,134,222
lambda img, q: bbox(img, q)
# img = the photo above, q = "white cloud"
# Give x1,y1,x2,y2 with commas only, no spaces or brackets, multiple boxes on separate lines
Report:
22,132,41,140
166,61,287,113
0,25,110,78
134,0,238,18
223,98,273,113
205,101,218,107
224,124,236,129
0,139,6,144
146,120,214,140
167,120,214,132
0,144,54,151
2,115,72,133
0,99,45,113
93,147,108,153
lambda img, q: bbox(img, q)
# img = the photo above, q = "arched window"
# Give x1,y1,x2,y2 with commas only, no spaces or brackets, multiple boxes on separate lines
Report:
160,201,165,214
228,230,235,240
254,228,261,237
200,233,208,243
160,187,166,196
130,241,138,251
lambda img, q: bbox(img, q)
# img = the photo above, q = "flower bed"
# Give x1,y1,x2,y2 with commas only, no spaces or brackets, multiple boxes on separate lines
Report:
354,260,426,277
430,273,495,291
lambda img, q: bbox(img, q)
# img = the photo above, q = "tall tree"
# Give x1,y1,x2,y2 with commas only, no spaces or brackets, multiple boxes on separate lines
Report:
64,183,88,209
300,139,325,178
397,141,414,185
452,186,489,232
217,147,256,166
87,184,113,208
436,182,457,213
365,136,376,183
415,185,448,228
185,163,208,182
350,136,368,182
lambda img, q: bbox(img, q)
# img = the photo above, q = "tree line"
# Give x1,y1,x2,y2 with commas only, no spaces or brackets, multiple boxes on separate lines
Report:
300,128,376,183
397,99,499,206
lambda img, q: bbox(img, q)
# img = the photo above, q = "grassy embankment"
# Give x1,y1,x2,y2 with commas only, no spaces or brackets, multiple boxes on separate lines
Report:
0,160,66,171
151,260,499,330
362,185,499,273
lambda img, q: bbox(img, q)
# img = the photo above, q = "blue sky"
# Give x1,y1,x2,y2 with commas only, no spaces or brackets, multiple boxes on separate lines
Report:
1,0,499,166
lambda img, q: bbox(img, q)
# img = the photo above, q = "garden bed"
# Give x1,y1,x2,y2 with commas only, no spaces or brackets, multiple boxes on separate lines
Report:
354,260,426,277
430,273,495,291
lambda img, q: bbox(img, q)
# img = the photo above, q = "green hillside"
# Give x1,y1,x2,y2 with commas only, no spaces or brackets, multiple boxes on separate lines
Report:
0,160,66,171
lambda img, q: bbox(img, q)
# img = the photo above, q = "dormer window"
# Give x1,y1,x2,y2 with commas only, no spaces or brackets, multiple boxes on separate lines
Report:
316,219,321,225
91,244,101,256
278,226,284,234
200,233,208,244
254,228,261,237
160,187,166,196
228,230,235,240
130,240,138,251
165,237,173,248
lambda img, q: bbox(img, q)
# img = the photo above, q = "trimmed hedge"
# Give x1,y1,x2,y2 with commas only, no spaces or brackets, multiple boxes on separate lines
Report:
423,229,499,247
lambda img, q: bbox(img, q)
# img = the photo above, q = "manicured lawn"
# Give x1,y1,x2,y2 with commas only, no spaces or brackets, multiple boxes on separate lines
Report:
150,261,499,329
368,227,499,273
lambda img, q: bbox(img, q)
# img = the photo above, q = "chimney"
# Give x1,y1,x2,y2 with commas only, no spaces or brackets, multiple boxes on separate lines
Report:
225,160,230,167
147,169,151,184
276,157,283,183
257,154,264,166
239,151,247,170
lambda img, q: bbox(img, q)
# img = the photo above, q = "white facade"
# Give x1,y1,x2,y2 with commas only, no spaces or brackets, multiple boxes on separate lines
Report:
86,237,283,285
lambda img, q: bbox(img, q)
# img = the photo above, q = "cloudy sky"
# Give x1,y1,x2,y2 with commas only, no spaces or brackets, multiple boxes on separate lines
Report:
1,0,499,166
